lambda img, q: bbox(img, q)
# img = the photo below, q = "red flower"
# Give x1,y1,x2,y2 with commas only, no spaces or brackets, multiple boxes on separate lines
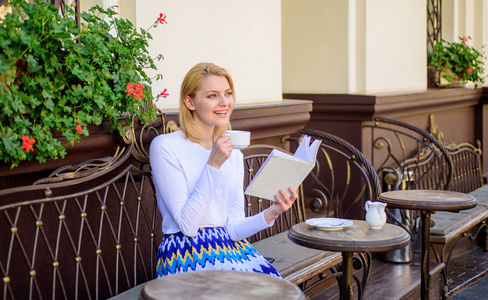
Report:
467,67,473,73
159,88,169,98
125,83,135,95
455,77,459,81
125,82,145,100
75,119,83,133
462,36,468,44
21,135,35,153
157,13,167,24
445,68,450,72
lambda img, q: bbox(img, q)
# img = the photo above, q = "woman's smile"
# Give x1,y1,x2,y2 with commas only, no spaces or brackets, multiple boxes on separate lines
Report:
214,110,229,118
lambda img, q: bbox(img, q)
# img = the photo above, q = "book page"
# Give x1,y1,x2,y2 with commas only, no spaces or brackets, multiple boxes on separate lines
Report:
294,135,321,164
293,135,310,161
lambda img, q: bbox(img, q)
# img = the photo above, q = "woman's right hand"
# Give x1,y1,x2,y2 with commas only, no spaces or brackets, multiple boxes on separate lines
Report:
207,132,233,169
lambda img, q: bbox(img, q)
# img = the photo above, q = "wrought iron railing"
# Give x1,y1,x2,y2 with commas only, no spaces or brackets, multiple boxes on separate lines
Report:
427,0,442,52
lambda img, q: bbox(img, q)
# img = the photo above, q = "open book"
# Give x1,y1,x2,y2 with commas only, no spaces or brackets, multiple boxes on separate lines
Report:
244,135,321,201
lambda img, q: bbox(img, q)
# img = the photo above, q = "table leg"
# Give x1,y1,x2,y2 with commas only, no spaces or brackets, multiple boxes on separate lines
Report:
421,210,431,300
341,252,354,300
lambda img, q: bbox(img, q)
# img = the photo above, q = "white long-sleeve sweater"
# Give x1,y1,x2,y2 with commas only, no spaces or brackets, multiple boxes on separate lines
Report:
149,130,273,240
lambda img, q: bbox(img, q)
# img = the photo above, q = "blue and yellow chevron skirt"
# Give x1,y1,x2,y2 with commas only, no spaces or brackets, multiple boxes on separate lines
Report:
156,227,280,278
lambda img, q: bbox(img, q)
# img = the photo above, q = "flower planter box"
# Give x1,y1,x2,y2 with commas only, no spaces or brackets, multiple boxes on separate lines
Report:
0,118,165,190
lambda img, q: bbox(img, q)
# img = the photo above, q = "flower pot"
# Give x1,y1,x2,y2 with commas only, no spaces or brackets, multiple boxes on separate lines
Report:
447,81,466,88
427,66,440,87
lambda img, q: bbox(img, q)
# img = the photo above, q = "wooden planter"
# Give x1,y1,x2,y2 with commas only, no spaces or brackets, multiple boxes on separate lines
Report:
427,66,440,87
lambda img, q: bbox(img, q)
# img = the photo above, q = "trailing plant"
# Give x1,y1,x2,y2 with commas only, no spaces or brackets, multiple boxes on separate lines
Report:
0,0,168,168
428,36,486,87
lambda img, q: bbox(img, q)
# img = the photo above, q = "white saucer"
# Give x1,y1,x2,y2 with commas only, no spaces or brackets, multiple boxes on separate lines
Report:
305,218,354,231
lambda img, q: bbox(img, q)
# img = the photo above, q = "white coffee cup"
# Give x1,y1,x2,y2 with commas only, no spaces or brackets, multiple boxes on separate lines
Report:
224,130,250,149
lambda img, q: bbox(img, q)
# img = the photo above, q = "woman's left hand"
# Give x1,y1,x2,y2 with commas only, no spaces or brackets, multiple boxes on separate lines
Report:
263,187,298,224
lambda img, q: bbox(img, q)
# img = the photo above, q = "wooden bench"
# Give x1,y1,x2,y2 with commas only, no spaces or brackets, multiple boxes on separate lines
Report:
430,185,488,255
427,139,487,297
0,126,381,299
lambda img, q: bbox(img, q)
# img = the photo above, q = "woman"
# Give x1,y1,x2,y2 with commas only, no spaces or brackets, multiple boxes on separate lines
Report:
149,62,297,278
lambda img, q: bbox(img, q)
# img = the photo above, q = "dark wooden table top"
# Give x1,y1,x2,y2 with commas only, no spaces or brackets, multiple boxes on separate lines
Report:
288,220,410,253
140,270,306,300
379,190,477,211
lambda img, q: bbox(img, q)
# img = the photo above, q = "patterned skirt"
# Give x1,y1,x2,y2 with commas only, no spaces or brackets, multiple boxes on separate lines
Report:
156,227,281,278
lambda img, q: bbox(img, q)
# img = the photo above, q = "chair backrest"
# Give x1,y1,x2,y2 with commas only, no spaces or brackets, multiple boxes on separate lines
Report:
299,128,381,220
0,128,162,299
445,141,483,193
428,114,483,192
364,116,453,191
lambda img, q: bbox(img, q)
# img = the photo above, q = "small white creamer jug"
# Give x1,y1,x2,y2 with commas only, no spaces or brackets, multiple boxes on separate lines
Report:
365,200,387,229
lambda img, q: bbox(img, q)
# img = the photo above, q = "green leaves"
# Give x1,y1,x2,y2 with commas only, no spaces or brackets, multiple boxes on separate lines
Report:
0,128,17,151
0,0,161,168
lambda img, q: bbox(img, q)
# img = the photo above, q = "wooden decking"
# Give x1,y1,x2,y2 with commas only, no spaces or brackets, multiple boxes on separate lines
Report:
311,260,444,299
308,247,488,299
446,247,488,297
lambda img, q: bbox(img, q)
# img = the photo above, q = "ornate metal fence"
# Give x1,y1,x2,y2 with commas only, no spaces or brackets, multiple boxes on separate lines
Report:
427,0,442,52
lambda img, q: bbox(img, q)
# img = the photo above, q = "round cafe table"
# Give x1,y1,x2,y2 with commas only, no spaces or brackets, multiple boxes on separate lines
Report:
288,220,410,300
379,190,477,300
140,270,306,300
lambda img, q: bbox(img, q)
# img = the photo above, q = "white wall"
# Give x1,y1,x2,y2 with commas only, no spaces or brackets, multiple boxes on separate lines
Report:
282,0,349,94
363,0,426,93
136,0,283,110
282,0,427,94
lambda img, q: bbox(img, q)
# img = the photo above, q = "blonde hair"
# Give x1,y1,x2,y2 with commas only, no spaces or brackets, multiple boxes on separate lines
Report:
179,62,235,143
